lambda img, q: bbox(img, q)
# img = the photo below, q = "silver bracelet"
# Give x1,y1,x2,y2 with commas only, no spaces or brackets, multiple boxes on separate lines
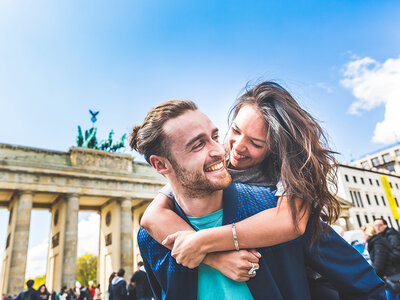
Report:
232,223,239,251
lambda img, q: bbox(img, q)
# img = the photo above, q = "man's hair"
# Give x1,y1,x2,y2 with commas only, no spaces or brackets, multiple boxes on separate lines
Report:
117,268,125,277
129,100,198,163
137,261,144,267
26,280,34,288
375,217,388,226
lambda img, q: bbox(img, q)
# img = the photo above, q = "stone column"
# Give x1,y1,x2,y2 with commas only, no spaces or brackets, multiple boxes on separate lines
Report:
2,192,33,295
62,194,79,288
46,194,79,291
120,198,133,280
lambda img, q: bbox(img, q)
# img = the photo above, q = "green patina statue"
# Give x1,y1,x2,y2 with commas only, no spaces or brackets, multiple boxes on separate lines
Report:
76,110,126,152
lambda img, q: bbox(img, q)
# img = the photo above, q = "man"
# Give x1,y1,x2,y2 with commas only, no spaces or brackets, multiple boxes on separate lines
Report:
131,100,385,300
14,280,41,300
109,269,128,300
130,262,153,300
374,217,400,262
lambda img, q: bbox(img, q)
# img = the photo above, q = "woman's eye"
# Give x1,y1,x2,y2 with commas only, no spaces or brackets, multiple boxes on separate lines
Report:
232,127,239,134
251,141,263,148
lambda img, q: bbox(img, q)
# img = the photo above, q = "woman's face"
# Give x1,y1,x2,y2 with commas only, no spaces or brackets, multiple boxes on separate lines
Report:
362,231,370,242
228,105,269,170
40,286,45,293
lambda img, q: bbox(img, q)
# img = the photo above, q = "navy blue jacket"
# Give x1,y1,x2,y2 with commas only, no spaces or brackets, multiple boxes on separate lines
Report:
109,277,127,300
138,183,385,300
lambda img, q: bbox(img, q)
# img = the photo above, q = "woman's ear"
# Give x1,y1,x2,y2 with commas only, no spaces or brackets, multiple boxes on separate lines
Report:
149,155,170,175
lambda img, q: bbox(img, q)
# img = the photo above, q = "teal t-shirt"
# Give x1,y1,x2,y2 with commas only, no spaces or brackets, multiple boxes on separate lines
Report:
187,210,254,300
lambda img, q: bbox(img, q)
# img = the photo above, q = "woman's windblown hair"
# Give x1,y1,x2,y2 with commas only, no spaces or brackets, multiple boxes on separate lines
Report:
230,81,340,243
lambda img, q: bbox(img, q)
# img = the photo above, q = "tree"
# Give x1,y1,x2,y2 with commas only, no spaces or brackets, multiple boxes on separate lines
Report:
77,254,98,287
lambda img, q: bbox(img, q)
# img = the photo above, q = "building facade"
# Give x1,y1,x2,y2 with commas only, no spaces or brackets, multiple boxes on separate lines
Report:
350,142,400,174
336,164,400,230
0,143,166,296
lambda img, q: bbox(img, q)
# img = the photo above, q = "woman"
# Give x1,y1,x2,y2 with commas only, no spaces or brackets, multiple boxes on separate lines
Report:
38,285,49,300
362,224,400,300
139,81,383,297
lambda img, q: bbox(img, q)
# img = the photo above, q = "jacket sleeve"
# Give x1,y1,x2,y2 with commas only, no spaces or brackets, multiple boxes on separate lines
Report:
370,239,389,278
142,257,162,300
303,221,386,300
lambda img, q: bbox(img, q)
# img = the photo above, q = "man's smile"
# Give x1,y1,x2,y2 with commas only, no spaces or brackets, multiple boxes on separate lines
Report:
205,161,225,172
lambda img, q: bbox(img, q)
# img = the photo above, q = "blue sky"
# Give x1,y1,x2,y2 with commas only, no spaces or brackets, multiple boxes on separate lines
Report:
1,0,400,279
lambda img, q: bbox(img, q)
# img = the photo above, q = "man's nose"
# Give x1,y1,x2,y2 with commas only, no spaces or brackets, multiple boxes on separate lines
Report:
209,140,225,157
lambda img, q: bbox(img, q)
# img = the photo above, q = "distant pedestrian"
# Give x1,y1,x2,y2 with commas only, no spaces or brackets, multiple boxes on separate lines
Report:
14,280,41,300
109,269,127,300
107,272,117,300
88,286,95,300
38,285,49,300
67,289,75,300
93,285,101,300
362,223,400,300
130,262,153,300
375,217,400,264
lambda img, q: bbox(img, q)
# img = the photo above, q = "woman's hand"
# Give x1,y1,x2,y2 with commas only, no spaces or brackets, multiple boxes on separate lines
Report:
163,230,206,268
204,249,261,282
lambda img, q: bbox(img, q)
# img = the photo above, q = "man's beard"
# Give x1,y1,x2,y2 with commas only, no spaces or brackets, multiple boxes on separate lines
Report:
169,157,231,198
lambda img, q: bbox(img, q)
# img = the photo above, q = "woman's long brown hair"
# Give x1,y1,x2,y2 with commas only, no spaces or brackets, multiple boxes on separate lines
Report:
230,81,340,243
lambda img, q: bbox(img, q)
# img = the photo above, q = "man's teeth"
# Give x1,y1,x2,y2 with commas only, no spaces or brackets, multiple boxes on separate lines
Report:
206,162,224,172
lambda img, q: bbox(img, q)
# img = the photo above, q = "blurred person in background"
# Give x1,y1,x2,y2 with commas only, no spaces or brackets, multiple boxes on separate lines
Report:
362,223,400,300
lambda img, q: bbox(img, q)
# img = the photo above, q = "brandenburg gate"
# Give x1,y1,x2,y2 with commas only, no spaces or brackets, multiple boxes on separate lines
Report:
0,143,166,295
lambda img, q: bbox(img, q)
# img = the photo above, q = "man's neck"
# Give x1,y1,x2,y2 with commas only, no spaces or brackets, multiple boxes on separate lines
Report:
170,184,224,217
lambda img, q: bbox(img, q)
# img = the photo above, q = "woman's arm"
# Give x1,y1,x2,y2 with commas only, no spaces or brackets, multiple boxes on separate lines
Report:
165,196,311,268
140,192,195,247
141,192,261,281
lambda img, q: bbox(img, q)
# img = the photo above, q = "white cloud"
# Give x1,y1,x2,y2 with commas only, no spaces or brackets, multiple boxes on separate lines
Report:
24,213,99,278
26,238,49,278
341,55,400,144
77,213,99,257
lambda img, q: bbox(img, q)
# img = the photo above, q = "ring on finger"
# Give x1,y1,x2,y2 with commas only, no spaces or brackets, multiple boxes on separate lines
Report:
248,262,258,275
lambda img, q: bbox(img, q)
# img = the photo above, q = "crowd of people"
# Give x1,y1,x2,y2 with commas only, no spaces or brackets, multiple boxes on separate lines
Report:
359,218,400,300
2,279,102,300
108,262,153,300
2,261,154,300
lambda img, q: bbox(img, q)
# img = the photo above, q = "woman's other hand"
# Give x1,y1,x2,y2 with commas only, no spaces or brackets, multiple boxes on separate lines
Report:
204,249,261,282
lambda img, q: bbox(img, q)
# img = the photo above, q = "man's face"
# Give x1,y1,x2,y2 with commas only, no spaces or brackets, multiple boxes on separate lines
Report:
163,110,231,197
374,220,387,233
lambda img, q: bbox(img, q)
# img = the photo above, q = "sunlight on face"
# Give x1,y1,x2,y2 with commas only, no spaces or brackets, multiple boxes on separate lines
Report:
228,105,268,170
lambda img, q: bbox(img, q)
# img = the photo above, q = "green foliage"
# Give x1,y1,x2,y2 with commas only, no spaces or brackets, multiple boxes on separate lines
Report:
77,254,98,287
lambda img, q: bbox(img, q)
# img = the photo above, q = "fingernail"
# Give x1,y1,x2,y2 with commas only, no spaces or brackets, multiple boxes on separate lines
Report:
256,251,261,257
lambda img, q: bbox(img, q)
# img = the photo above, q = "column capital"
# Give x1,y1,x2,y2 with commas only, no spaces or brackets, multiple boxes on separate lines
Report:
66,193,80,199
14,190,34,197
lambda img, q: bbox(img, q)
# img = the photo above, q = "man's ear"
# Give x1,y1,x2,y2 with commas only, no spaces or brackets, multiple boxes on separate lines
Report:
149,155,170,175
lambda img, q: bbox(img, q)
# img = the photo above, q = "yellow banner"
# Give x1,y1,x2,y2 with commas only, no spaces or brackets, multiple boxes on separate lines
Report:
381,175,400,220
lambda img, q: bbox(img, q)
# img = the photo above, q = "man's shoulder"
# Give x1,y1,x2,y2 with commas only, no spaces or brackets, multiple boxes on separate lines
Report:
137,227,168,256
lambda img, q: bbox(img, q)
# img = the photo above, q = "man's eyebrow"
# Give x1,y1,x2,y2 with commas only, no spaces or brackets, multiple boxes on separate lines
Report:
232,122,266,143
185,133,207,148
185,128,219,148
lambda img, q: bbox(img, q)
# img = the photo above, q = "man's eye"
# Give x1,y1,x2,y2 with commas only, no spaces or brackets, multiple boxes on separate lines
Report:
193,142,204,150
213,135,220,141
